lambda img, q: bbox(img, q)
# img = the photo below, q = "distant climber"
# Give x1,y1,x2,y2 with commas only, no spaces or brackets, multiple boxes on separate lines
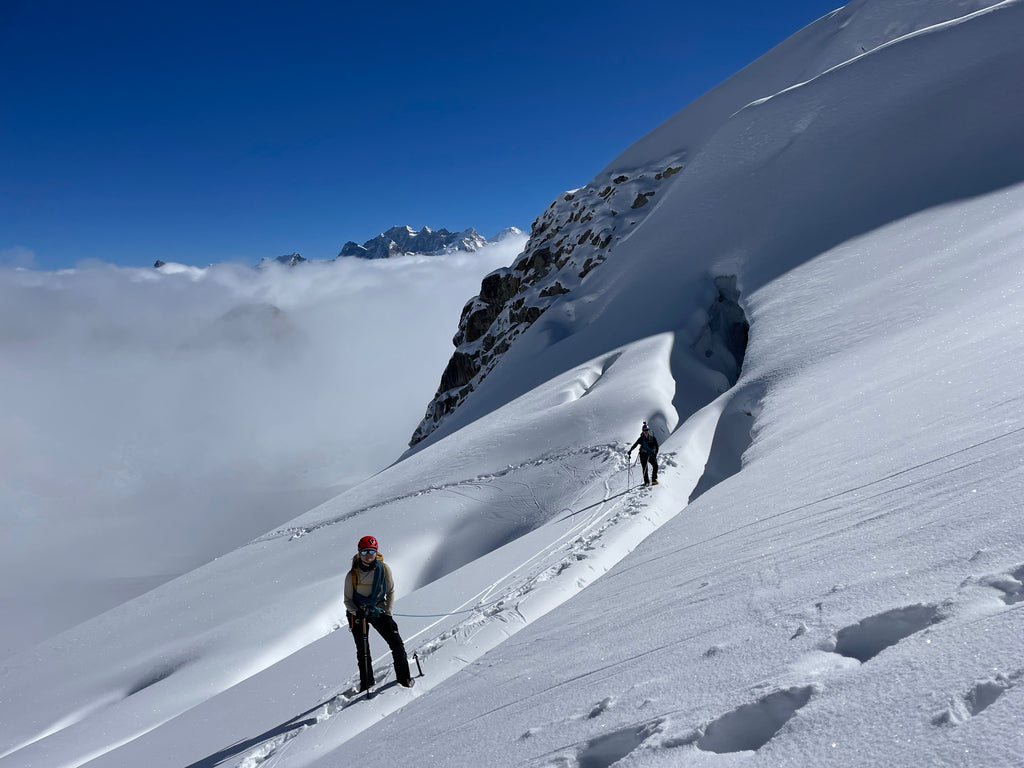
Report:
628,422,660,486
344,535,414,691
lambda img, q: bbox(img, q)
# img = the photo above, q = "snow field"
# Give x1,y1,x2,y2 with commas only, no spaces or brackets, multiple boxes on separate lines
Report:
4,1,1024,766
334,180,1024,768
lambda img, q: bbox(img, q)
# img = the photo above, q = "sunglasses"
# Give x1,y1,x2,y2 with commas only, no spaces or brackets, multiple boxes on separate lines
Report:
359,548,377,556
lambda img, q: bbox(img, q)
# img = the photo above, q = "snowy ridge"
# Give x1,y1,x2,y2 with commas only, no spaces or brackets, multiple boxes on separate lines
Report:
340,182,1024,767
411,0,1024,451
337,225,489,259
4,0,1024,766
601,0,1007,176
255,443,632,545
406,0,1024,459
255,253,309,269
0,334,711,768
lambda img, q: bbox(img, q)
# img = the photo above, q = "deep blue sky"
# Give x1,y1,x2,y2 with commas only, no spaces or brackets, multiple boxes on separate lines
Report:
1,0,841,270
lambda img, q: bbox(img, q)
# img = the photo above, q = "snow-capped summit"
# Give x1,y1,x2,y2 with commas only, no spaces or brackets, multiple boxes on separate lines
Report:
336,225,490,259
491,226,525,242
152,259,207,277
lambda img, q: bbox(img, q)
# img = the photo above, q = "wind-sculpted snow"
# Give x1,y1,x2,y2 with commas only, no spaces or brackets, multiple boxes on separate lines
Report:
255,445,629,545
412,0,1024,461
5,1,1024,767
0,333,721,768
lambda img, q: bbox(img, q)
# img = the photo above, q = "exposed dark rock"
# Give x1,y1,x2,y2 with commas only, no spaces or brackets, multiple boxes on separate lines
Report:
479,271,521,304
539,282,570,298
510,305,545,325
410,157,688,447
338,240,370,258
579,256,605,279
439,351,479,392
464,304,500,345
515,246,556,275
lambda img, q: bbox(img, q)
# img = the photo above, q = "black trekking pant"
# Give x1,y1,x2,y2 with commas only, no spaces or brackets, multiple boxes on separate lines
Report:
640,451,658,484
350,612,411,690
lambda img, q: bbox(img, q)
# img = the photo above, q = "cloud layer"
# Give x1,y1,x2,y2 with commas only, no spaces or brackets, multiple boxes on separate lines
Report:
0,237,526,657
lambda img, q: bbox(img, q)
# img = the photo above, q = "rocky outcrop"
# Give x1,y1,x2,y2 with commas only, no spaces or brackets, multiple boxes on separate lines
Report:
337,226,489,259
410,156,687,446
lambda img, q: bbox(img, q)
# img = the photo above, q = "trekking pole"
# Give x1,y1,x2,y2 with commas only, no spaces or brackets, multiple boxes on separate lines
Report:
413,651,424,678
360,617,372,688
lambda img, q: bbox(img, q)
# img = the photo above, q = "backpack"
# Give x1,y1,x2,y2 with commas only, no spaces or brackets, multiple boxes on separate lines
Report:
352,553,387,616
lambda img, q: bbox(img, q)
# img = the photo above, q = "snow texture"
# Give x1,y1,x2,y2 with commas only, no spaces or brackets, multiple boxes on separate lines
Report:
2,1,1024,767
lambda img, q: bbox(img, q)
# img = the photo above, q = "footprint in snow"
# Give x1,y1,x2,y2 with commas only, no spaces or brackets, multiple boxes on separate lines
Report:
980,563,1024,605
573,720,663,768
827,603,942,663
695,685,814,754
932,670,1023,726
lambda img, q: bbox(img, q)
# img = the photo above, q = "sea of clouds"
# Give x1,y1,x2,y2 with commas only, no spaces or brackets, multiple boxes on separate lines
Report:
0,235,526,657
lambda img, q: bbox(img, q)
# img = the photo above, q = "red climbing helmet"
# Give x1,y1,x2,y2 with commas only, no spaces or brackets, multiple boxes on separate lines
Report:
358,535,378,551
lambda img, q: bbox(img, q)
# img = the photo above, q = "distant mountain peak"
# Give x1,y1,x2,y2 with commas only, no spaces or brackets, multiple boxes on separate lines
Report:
493,227,525,241
337,226,490,260
256,253,308,269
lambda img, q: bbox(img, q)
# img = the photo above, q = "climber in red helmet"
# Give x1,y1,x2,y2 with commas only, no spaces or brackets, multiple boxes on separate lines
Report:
344,535,414,691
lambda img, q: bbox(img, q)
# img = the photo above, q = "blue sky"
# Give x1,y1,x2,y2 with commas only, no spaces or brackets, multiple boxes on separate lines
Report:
1,0,841,270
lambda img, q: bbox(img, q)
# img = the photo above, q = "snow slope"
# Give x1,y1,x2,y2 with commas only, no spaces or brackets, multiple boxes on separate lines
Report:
2,0,1024,766
408,0,1024,448
335,176,1024,768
